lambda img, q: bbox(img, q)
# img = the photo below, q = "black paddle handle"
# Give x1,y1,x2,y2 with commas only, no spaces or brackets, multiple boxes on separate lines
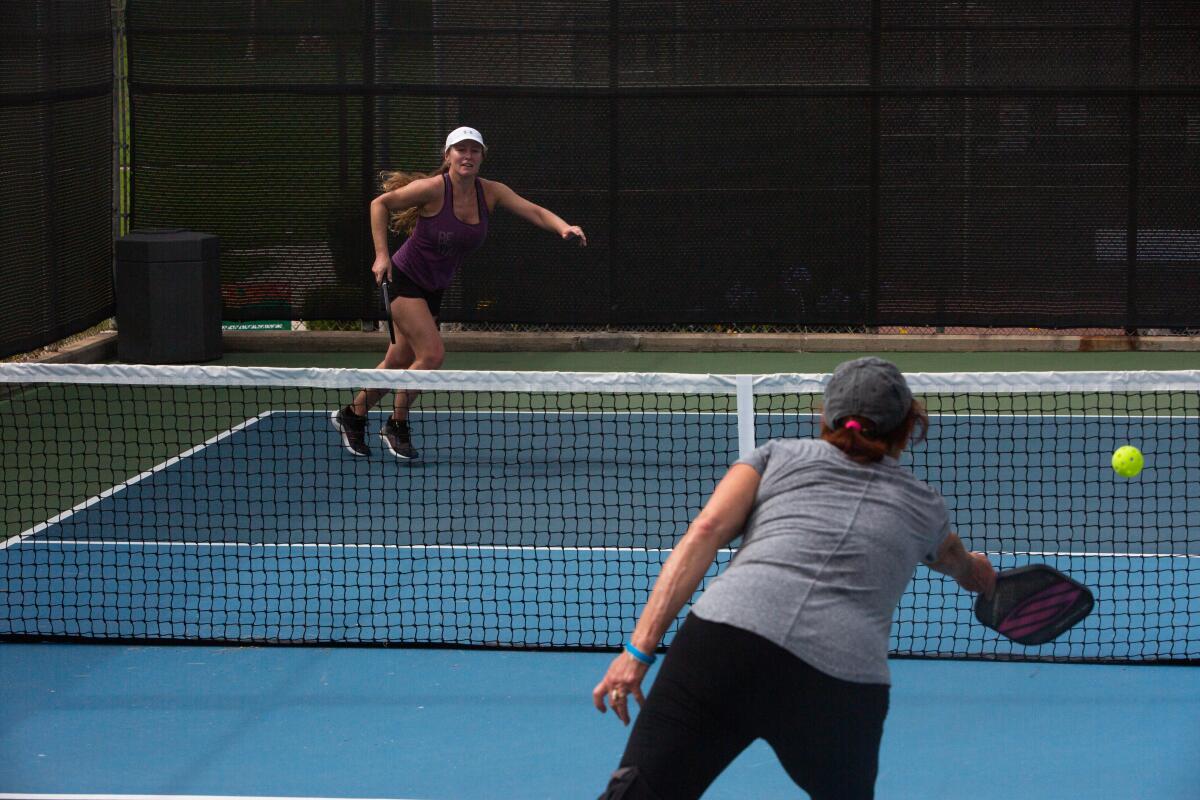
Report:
380,279,395,345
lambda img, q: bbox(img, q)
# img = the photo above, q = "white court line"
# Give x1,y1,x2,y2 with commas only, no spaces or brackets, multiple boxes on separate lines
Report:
13,540,1200,559
0,411,274,552
0,795,426,800
273,410,1200,419
993,549,1200,559
23,541,693,554
9,407,1197,552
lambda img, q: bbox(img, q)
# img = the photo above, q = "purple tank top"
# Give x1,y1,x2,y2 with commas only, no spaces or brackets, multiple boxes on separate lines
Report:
392,173,489,291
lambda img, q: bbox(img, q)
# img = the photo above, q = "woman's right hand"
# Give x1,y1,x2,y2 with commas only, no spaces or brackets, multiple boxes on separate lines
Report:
958,552,998,596
371,256,391,286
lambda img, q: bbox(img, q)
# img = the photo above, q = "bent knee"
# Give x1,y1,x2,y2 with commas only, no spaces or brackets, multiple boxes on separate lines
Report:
413,350,444,370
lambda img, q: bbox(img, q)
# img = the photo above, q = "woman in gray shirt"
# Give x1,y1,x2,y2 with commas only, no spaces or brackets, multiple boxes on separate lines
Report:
593,357,996,800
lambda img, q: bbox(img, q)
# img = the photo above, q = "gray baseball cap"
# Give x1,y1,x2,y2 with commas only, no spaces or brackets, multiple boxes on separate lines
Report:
822,357,913,434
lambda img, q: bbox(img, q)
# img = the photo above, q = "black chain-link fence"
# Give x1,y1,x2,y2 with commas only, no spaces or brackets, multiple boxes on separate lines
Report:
1,0,113,359
125,1,1200,332
5,2,1200,359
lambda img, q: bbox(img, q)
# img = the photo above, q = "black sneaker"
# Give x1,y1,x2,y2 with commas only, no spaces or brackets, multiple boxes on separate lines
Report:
331,406,370,456
380,417,419,460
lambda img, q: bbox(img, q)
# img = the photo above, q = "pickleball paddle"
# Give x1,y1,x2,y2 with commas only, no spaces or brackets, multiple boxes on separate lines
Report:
975,564,1094,645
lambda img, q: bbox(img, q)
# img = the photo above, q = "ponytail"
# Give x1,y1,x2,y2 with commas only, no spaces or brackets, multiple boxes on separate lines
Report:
379,157,450,235
820,400,928,464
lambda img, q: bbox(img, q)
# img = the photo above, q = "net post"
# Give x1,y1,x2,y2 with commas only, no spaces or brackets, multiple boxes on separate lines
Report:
736,374,756,459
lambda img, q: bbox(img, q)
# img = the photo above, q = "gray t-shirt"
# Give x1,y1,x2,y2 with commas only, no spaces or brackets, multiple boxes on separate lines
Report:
690,438,950,685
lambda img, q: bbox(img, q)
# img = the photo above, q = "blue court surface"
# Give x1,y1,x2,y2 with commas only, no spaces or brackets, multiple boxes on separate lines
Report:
2,406,1199,797
0,643,1198,799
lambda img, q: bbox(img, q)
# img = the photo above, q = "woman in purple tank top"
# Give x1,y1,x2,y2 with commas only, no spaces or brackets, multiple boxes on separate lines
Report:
331,126,586,460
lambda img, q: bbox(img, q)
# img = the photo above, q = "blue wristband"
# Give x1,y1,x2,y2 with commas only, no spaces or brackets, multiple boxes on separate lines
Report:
623,641,656,666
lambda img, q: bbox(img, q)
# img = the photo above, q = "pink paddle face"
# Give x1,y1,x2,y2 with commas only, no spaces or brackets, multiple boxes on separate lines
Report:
996,582,1087,640
975,565,1094,645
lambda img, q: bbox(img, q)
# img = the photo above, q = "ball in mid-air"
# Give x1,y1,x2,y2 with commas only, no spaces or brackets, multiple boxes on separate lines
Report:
1112,446,1144,478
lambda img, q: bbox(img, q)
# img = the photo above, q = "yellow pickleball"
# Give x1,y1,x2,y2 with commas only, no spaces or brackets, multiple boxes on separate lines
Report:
1112,445,1144,478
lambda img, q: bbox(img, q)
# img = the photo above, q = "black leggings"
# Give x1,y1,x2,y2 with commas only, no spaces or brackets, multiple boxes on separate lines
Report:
600,614,889,800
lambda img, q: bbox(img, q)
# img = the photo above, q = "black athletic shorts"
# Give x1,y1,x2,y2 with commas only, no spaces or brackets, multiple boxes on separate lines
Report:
388,267,443,317
599,613,890,800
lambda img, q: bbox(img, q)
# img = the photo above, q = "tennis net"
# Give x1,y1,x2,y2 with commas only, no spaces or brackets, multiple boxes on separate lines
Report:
2,363,1197,663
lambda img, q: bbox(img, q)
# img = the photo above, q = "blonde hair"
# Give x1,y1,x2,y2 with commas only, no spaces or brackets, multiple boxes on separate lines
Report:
379,156,450,235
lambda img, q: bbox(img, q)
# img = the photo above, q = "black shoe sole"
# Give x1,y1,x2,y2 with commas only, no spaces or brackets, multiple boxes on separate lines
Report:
330,410,371,457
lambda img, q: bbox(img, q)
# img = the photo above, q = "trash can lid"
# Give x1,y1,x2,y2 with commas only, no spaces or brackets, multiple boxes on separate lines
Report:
117,229,219,262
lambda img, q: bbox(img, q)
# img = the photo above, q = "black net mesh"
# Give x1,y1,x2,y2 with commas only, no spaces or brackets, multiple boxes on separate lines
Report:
0,0,113,359
2,363,1197,663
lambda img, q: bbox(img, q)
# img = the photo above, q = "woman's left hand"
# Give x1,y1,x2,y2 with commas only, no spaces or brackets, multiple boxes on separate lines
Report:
592,651,650,725
562,225,587,246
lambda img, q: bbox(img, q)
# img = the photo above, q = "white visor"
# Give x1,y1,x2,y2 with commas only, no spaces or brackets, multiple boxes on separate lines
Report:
444,126,487,151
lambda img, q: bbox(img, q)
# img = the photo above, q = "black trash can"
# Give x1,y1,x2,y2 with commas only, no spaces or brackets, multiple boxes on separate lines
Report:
115,230,222,363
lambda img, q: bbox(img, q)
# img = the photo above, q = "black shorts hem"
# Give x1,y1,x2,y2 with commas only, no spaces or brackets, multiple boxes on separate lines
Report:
388,267,444,317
